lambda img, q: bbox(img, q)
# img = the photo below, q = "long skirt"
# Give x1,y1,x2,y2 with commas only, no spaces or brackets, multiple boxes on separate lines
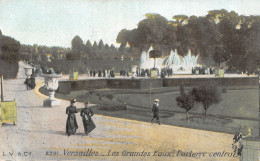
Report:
66,114,78,135
82,117,96,134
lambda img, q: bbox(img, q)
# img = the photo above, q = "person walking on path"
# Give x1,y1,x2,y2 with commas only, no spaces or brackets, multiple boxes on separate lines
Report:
66,99,78,136
80,101,96,135
24,76,31,90
151,99,160,125
29,74,36,89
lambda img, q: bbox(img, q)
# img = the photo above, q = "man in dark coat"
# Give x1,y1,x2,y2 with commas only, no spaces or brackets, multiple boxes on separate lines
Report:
66,99,78,136
24,76,31,90
151,99,160,125
29,74,36,89
80,101,96,135
98,70,102,77
110,69,115,77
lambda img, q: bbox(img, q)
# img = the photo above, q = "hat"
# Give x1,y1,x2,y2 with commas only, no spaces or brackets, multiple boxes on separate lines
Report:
154,99,159,102
70,98,76,103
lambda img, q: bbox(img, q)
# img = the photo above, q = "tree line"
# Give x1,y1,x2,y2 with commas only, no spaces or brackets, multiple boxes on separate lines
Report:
19,44,70,63
19,36,134,64
116,9,260,74
18,38,135,74
2,9,260,76
70,36,121,59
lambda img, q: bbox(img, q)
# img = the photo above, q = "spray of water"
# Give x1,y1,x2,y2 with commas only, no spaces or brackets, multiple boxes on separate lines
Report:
140,46,199,74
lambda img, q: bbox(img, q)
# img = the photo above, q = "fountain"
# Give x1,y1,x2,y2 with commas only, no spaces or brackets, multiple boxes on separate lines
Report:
163,49,199,74
140,46,200,74
41,70,62,107
140,46,164,70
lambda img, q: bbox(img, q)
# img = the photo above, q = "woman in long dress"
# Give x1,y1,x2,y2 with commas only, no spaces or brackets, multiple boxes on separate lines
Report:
66,99,78,136
80,101,96,135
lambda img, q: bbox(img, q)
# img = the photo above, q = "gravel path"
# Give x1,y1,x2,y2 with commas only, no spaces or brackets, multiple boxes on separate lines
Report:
0,62,238,161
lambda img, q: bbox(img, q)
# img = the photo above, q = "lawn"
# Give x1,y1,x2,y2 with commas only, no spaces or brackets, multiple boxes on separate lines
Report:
41,86,259,136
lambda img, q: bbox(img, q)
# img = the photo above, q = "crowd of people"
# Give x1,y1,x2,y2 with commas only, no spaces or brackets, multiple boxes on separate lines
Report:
86,67,218,79
119,69,130,77
191,67,215,75
135,68,151,77
89,68,115,78
160,68,173,78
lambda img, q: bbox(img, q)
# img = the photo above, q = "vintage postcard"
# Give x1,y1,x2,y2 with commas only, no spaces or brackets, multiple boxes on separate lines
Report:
0,0,260,160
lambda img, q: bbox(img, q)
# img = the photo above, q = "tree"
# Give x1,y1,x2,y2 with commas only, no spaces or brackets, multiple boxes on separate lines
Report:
85,40,92,58
97,40,105,58
104,43,110,58
172,15,188,26
206,10,243,70
149,50,162,69
0,35,20,78
71,35,84,52
116,14,172,52
128,28,146,51
66,51,80,72
0,35,20,63
110,44,118,58
191,86,221,117
176,84,195,120
176,25,190,57
40,54,48,62
187,16,216,60
118,42,126,56
66,51,80,61
162,24,177,50
206,9,229,23
171,15,191,57
92,41,98,57
138,13,169,48
116,29,131,44
226,15,260,74
149,50,162,58
114,11,260,73
98,40,104,49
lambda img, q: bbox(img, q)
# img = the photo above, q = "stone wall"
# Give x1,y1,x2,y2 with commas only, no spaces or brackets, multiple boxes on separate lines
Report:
57,77,258,94
163,77,258,88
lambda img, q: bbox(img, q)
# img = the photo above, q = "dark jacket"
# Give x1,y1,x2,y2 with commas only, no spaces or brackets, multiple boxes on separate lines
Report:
66,105,78,135
81,107,96,134
29,77,36,89
152,103,159,115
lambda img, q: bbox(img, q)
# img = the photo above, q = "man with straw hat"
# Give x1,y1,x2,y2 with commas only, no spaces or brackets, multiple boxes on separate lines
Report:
151,98,160,125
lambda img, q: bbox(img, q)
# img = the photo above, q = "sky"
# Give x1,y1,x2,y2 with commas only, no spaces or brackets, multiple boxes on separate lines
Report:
0,0,260,48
